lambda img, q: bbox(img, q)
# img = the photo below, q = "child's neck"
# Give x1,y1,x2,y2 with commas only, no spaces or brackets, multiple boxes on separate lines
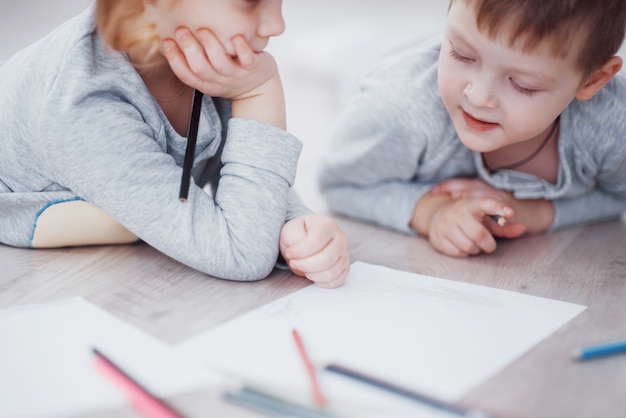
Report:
128,52,194,136
482,119,560,184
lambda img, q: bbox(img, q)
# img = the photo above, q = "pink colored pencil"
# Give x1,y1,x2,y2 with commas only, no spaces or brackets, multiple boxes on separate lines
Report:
291,329,328,408
92,348,184,418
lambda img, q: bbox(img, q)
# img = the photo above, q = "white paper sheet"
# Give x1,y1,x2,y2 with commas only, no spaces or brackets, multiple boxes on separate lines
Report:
176,262,586,417
0,298,213,417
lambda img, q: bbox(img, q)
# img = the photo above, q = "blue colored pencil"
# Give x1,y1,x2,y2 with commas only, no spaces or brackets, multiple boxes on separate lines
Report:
222,385,334,418
573,340,626,361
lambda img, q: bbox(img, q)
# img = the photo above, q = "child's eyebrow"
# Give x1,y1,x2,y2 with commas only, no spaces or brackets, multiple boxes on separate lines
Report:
509,68,557,85
447,27,475,51
448,26,558,86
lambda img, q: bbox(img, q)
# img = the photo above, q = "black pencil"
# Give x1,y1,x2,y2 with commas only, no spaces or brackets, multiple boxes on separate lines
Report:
179,89,204,202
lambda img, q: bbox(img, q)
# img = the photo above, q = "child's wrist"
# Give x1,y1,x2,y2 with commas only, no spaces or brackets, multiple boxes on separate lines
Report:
411,192,453,236
516,199,554,234
231,74,286,129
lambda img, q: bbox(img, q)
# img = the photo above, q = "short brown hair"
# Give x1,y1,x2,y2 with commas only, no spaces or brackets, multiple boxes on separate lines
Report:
457,0,626,78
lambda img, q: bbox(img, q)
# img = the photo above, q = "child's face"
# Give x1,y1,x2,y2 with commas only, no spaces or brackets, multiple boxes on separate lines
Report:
438,0,586,153
150,0,285,56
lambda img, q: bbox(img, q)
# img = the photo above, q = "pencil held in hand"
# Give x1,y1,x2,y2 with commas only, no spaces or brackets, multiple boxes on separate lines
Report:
179,89,204,202
292,329,328,408
488,214,508,226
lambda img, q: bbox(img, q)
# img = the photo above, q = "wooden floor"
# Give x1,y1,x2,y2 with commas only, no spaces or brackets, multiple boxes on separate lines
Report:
2,214,625,418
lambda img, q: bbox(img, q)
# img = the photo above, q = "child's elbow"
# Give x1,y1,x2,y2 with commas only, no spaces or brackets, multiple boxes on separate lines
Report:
211,248,279,282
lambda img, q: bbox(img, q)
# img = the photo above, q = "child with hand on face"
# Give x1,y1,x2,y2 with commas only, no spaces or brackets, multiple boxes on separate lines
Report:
0,0,349,288
319,0,626,258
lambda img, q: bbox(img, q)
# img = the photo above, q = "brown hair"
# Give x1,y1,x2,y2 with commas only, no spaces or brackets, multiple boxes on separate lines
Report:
95,0,161,61
456,0,626,78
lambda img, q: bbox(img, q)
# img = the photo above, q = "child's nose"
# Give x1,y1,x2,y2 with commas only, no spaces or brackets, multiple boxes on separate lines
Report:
258,2,286,38
463,78,498,109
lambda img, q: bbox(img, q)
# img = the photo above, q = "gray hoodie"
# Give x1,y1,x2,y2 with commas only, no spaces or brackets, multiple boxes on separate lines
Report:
0,4,308,281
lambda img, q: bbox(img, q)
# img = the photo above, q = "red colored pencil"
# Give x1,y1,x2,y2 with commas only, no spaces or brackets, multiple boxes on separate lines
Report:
291,329,328,408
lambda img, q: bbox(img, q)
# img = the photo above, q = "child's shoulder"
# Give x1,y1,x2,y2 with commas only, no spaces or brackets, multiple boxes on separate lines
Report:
364,35,442,80
566,73,626,129
353,34,442,113
563,73,626,157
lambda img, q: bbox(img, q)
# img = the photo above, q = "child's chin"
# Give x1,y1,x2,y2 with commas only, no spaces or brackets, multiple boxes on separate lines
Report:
456,133,494,154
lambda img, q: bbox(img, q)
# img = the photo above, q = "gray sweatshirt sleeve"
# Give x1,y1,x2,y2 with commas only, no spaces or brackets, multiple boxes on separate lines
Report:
318,41,467,234
38,89,301,282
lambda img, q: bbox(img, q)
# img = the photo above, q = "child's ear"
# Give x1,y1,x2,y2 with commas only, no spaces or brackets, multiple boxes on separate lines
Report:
576,56,623,101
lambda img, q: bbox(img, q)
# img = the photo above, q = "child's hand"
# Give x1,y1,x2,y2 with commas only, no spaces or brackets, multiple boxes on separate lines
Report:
428,198,525,257
162,27,278,100
280,214,350,289
163,27,286,128
432,178,552,235
432,178,502,200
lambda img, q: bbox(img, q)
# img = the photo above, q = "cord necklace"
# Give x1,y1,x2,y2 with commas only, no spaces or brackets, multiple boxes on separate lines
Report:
490,117,560,171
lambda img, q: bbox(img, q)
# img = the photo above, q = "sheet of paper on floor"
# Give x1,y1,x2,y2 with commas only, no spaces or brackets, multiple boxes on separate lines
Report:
176,261,586,417
0,298,214,417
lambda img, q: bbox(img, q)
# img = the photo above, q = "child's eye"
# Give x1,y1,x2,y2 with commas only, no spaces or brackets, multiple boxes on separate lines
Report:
448,42,474,63
509,78,540,97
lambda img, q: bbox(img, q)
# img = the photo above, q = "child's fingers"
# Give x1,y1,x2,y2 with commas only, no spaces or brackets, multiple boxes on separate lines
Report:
441,223,486,256
433,178,485,194
287,237,342,274
196,29,237,75
433,212,496,257
285,235,328,260
174,27,213,77
282,216,342,260
434,235,470,258
433,179,499,199
468,198,513,224
493,222,527,239
279,217,308,251
162,39,196,85
303,256,350,289
310,269,349,289
231,36,258,69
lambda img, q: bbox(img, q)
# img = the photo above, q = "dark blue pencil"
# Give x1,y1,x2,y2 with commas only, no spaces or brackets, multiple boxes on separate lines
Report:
488,215,507,226
325,363,492,417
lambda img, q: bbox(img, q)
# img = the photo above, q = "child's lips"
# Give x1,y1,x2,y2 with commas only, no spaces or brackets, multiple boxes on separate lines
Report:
462,110,499,132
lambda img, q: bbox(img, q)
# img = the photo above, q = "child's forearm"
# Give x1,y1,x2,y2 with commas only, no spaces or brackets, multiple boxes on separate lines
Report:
231,73,286,130
410,191,453,236
511,198,554,234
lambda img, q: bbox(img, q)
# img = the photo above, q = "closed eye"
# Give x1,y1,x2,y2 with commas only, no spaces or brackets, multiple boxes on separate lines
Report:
448,41,475,64
509,77,540,97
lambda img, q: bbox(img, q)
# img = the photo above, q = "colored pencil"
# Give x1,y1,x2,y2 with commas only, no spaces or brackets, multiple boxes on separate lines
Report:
92,348,185,418
292,329,328,408
325,363,492,417
223,385,334,418
488,215,507,226
179,89,204,202
573,340,626,361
